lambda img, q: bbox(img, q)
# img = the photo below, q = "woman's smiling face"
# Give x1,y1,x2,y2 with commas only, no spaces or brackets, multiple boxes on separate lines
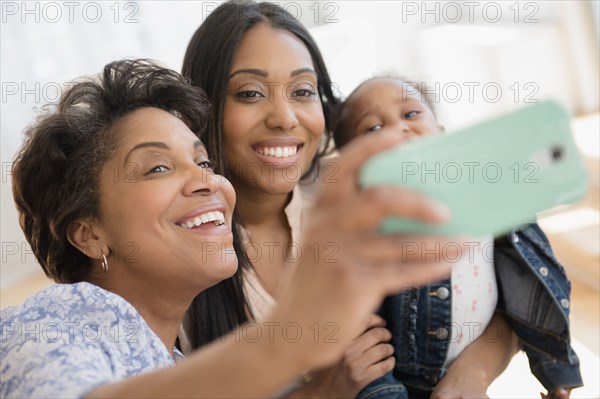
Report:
95,107,238,292
223,23,326,195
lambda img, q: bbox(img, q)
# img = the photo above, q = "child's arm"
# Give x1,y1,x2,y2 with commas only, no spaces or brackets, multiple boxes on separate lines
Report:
286,315,394,398
430,312,519,398
526,347,580,398
542,388,571,399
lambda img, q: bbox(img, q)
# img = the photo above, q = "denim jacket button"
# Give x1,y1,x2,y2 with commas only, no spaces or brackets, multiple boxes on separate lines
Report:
434,327,449,340
561,299,570,309
539,267,549,277
436,287,450,300
513,235,520,243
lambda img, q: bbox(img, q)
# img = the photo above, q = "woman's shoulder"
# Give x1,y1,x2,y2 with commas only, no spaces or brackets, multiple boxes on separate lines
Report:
0,282,149,356
2,282,139,325
1,282,175,398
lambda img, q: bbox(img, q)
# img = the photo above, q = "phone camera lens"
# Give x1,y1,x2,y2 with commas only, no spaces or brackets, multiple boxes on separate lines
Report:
551,146,564,162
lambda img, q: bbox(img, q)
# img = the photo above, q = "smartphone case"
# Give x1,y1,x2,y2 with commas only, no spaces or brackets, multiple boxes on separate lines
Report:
359,100,588,237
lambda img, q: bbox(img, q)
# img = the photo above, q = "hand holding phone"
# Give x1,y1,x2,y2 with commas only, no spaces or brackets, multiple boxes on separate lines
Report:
359,101,587,237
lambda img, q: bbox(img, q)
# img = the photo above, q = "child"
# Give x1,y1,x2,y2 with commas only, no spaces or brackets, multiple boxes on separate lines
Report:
333,77,582,399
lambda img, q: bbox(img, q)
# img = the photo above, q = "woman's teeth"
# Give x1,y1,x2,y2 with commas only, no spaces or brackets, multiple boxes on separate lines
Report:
178,211,225,229
254,146,298,158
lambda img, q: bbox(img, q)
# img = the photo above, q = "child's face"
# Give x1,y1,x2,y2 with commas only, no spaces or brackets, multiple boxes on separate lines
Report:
339,78,441,144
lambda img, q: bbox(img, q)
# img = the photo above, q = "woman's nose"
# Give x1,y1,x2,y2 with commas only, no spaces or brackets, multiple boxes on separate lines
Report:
183,166,223,196
265,92,299,132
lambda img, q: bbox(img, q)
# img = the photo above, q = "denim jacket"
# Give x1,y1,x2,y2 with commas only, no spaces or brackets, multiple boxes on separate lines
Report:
359,224,583,399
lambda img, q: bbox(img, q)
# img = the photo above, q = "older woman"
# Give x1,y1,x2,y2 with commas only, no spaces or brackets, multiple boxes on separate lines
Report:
1,59,455,398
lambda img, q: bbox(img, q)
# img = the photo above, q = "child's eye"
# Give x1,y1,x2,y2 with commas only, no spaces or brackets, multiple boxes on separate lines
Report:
234,90,264,102
146,165,170,175
405,110,420,119
366,124,383,133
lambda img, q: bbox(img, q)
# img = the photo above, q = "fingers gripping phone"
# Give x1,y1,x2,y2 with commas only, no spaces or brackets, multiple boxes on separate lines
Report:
359,101,588,237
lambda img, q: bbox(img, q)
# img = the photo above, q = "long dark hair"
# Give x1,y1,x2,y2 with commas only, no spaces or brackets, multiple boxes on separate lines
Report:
182,0,340,177
185,217,251,349
181,0,340,350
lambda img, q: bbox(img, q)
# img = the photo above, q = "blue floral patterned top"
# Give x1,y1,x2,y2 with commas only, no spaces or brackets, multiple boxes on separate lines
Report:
1,282,183,398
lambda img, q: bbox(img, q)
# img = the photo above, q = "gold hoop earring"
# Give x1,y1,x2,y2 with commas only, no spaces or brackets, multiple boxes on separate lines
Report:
101,254,108,273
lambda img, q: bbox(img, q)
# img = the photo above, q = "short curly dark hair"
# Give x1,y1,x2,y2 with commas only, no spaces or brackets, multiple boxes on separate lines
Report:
12,59,211,283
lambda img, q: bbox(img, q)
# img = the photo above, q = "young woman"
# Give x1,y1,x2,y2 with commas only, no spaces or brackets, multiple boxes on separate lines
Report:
181,2,535,397
181,2,399,395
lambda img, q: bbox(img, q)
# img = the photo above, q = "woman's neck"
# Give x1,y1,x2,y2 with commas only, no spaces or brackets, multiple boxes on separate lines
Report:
126,293,188,358
233,182,293,228
91,276,191,358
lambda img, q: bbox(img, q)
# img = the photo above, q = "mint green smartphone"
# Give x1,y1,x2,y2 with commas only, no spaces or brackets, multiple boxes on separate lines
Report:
359,100,588,237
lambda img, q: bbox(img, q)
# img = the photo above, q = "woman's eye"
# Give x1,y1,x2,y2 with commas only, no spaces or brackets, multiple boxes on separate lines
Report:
288,83,318,102
405,110,420,119
292,89,316,98
197,161,213,169
146,165,170,175
234,90,264,102
366,124,383,133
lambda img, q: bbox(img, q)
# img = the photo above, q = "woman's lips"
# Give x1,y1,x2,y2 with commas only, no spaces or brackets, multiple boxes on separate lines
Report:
253,145,299,158
178,222,232,236
251,143,304,168
177,210,225,228
176,208,231,236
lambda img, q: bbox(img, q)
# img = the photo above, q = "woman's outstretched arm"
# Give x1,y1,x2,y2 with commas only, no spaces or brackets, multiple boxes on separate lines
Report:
89,131,459,398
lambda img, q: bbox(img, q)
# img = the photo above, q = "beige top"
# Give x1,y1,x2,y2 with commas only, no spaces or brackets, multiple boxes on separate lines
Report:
241,182,316,321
